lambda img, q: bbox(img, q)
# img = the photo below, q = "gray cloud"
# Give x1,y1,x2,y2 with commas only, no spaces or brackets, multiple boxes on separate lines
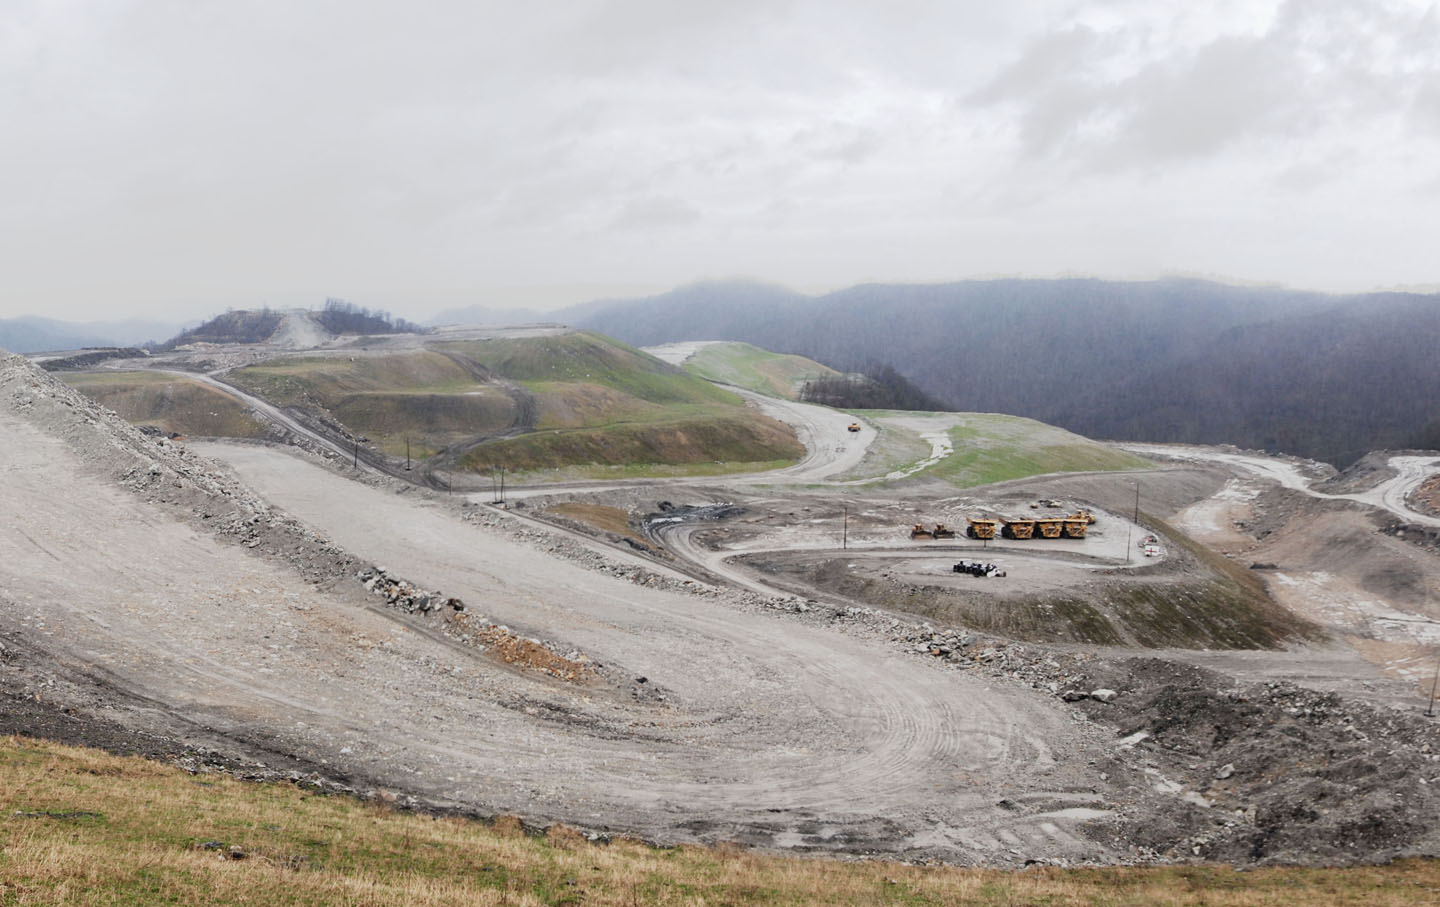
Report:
3,1,1440,321
612,195,702,230
967,1,1440,168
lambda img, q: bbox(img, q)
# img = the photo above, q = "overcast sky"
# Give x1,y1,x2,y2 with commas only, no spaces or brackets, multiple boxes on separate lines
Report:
5,0,1439,322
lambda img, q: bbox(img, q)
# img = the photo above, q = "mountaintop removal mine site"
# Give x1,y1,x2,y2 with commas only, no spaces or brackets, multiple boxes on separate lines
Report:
5,325,1440,869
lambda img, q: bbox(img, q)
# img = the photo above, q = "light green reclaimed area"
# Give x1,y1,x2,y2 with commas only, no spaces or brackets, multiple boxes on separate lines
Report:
841,410,1152,488
434,332,739,406
680,342,838,400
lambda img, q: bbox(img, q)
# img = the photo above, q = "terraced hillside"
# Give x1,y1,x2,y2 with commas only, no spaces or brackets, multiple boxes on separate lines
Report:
226,350,516,460
59,371,270,440
220,331,803,477
413,333,795,476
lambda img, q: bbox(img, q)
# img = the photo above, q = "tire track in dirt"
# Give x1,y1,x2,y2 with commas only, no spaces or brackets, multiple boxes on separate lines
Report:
202,441,1110,857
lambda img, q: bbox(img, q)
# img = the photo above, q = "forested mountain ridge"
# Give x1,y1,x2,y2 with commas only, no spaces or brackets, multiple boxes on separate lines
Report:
573,278,1440,467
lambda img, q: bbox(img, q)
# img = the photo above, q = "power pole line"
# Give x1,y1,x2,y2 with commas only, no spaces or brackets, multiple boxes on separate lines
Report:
1428,652,1440,718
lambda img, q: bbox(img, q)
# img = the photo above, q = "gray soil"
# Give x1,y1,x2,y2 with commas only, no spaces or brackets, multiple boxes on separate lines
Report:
6,349,1440,868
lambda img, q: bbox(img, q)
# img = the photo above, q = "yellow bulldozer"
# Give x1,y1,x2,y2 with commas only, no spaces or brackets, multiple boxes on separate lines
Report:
911,523,957,540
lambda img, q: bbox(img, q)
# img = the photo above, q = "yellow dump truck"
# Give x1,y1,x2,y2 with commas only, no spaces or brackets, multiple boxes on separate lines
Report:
965,518,999,540
1034,518,1064,539
1061,516,1090,539
1001,518,1035,539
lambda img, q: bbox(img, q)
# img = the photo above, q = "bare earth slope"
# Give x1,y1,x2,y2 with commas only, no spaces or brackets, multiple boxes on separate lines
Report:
0,352,1117,863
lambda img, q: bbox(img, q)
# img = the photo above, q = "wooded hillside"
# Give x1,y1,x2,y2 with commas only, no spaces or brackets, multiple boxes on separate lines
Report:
575,278,1440,467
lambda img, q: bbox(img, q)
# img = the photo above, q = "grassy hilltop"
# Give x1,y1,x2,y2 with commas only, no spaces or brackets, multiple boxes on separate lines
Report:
221,331,804,478
677,341,839,400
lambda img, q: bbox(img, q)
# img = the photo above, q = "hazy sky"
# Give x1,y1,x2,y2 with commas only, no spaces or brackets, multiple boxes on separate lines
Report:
5,0,1439,322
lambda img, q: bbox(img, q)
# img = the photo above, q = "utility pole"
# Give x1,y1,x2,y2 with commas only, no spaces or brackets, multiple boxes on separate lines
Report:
1125,480,1138,566
842,504,848,550
1428,651,1440,718
352,440,358,470
405,437,411,471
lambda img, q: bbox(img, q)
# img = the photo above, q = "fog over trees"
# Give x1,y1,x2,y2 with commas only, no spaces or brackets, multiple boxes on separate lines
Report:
576,278,1440,468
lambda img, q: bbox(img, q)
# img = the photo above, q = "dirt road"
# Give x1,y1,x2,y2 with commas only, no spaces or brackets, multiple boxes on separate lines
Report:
1123,444,1440,528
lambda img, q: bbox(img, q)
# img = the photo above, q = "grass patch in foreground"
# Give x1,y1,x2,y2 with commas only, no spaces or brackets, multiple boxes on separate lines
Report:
3,736,1439,906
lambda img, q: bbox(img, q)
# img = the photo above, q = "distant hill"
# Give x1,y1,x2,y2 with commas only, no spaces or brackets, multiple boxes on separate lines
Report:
0,316,186,354
158,302,421,350
575,279,1440,467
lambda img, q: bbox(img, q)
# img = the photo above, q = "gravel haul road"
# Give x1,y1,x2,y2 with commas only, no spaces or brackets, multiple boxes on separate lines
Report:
202,442,1115,860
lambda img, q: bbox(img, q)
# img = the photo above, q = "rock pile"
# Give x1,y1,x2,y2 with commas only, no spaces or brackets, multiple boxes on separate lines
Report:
356,566,463,615
444,613,594,683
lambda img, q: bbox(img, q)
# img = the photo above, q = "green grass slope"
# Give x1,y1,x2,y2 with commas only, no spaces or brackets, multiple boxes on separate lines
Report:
435,332,737,406
227,351,514,457
458,411,802,476
223,333,803,475
843,410,1150,487
679,341,839,400
3,735,1435,905
61,371,269,440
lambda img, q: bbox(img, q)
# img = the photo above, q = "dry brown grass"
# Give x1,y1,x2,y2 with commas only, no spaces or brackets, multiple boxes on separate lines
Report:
542,502,656,553
61,371,270,439
2,735,1439,905
444,613,595,682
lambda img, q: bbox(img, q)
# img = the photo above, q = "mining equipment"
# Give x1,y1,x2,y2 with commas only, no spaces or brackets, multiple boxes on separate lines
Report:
1001,518,1035,539
965,517,999,540
1061,515,1089,538
1034,517,1064,538
847,422,861,432
910,524,935,540
933,523,956,539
